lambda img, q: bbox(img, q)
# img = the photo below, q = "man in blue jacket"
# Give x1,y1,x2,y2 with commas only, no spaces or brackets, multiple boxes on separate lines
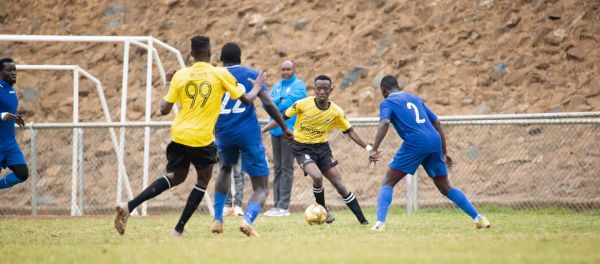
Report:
262,60,306,216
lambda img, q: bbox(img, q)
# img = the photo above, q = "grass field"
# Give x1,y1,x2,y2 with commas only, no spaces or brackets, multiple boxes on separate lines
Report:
1,207,599,264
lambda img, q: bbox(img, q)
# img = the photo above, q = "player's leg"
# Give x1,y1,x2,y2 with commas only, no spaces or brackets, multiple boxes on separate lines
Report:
125,142,190,213
323,166,369,225
114,142,192,235
238,144,270,237
373,168,407,229
292,143,328,209
240,176,268,237
173,143,218,234
211,145,239,231
373,149,422,230
115,166,188,235
425,152,490,228
0,147,29,189
0,164,28,189
211,163,233,233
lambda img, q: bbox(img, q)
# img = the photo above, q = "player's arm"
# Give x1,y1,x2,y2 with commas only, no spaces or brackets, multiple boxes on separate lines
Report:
2,112,25,127
369,118,390,164
259,90,293,139
160,98,174,115
344,127,371,150
370,102,393,164
160,69,177,115
262,101,299,134
432,120,453,167
237,72,267,105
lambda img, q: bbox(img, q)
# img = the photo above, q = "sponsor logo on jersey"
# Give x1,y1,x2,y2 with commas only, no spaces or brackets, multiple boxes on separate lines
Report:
299,123,326,136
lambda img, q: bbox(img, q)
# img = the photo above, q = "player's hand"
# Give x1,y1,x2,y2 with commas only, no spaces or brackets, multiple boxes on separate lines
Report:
369,150,381,166
445,154,454,168
283,128,294,141
165,69,177,82
16,115,25,128
249,71,267,88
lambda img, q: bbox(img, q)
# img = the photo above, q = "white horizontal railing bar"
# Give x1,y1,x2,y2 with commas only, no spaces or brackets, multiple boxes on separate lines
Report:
16,64,77,70
0,35,150,42
441,118,600,125
17,121,172,129
16,118,600,129
348,112,600,123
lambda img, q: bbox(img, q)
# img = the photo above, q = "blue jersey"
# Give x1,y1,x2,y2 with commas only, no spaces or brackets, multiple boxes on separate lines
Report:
215,65,267,146
379,92,442,153
0,80,19,149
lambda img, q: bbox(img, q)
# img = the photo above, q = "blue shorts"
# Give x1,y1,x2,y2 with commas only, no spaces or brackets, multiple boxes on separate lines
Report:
389,149,447,177
0,143,26,170
217,143,269,177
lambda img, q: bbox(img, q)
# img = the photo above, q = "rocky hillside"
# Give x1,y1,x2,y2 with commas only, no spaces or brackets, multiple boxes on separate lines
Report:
1,0,598,122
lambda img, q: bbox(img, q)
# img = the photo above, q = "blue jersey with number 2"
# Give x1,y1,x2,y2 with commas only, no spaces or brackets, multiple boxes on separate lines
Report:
215,65,267,146
379,92,441,153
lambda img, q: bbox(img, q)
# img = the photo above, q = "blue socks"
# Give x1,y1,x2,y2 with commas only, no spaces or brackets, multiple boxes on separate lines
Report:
447,187,479,219
376,185,394,223
244,201,261,224
0,173,23,189
213,192,228,223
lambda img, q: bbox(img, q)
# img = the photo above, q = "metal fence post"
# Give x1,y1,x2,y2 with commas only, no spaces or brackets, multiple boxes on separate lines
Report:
29,126,38,215
78,128,85,215
406,170,418,214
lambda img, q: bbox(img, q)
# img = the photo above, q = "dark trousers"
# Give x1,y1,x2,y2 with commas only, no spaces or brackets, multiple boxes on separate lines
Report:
271,135,294,210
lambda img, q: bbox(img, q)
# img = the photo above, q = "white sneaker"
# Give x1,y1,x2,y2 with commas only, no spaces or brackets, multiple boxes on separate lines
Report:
223,206,234,217
371,221,385,231
233,206,244,216
171,229,185,238
269,208,290,217
264,207,279,217
278,209,290,216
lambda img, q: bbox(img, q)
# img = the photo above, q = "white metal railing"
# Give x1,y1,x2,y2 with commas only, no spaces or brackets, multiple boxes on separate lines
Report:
1,35,187,216
15,112,600,215
15,64,135,216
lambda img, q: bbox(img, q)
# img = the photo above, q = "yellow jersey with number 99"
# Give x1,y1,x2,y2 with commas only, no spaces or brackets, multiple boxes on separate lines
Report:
164,62,244,147
284,96,352,144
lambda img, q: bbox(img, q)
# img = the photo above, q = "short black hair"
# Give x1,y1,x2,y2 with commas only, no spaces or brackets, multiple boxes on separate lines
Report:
190,36,210,58
380,75,399,89
314,75,332,85
0,58,14,70
220,42,241,64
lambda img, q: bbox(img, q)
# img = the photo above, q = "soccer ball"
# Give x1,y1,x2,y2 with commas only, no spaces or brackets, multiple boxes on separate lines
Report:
304,203,327,225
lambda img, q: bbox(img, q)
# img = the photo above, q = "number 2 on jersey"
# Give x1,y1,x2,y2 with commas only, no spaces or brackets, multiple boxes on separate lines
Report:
407,102,426,124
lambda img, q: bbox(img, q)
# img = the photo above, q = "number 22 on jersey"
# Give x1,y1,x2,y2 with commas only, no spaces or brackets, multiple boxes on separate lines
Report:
407,102,426,124
220,83,247,114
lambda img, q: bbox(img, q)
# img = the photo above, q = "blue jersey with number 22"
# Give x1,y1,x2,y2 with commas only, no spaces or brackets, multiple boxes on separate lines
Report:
379,92,442,153
215,65,267,146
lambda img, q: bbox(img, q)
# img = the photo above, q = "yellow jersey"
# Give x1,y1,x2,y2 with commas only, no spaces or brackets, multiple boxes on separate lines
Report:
285,96,352,144
164,62,244,147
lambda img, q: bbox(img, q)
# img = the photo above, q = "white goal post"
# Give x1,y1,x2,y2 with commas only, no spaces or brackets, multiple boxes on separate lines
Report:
2,35,214,217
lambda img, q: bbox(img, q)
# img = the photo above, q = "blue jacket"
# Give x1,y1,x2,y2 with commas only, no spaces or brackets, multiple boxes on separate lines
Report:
268,75,307,136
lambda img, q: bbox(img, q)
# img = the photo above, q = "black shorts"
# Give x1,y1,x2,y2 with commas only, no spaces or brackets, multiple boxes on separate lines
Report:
292,141,338,174
165,141,217,173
